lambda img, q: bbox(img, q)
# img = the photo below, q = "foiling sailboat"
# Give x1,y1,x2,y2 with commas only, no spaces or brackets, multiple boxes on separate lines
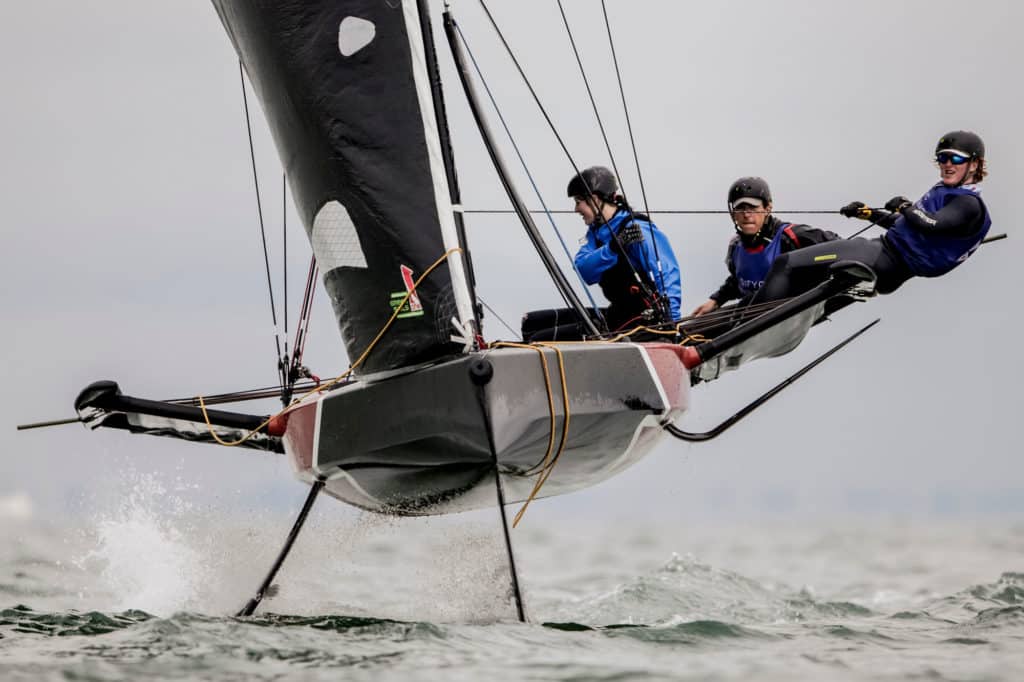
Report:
19,1,928,620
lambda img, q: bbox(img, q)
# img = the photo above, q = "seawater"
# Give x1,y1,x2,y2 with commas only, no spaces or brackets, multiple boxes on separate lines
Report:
1,482,1022,681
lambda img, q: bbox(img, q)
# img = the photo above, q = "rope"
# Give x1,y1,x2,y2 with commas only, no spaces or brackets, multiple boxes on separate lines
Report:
238,61,284,386
198,249,463,447
488,342,571,527
490,342,559,478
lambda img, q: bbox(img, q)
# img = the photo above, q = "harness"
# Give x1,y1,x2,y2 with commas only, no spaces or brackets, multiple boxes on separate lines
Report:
594,212,665,328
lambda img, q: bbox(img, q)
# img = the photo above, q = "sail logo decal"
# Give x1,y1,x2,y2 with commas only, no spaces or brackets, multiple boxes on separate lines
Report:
311,201,368,271
338,17,375,57
390,265,424,319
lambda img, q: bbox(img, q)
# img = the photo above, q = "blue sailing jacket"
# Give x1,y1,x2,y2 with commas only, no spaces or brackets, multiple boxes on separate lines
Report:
886,183,991,277
731,224,796,297
574,209,682,321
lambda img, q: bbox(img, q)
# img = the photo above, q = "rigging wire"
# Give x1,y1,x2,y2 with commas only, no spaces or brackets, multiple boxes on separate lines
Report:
476,0,660,311
478,297,519,338
555,0,662,309
596,0,667,303
282,174,288,362
477,0,582,177
166,379,334,407
601,0,649,217
284,256,319,402
453,20,604,320
238,61,284,387
554,0,625,191
463,209,841,214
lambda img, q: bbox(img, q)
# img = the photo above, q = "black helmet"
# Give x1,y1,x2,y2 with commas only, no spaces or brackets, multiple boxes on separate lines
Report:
935,130,985,159
727,176,772,208
567,166,618,201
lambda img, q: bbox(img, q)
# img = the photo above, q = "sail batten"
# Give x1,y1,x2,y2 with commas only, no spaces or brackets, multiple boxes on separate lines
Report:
213,0,475,374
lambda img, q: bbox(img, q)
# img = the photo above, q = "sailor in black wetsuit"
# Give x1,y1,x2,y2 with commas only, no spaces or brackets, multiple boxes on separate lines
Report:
755,131,992,302
692,177,839,316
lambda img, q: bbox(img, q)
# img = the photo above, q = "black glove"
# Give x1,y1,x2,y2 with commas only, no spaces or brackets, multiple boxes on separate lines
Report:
839,201,871,219
614,222,644,249
884,196,912,213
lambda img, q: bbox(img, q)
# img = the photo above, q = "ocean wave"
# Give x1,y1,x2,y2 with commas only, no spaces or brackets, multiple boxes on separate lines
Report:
926,571,1024,622
0,604,151,637
549,552,879,628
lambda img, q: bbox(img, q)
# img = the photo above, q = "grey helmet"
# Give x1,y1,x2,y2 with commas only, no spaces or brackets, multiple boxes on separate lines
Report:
567,166,618,201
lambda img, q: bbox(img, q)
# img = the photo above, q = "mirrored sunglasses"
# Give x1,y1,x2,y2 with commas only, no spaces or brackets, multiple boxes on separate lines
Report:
935,153,969,165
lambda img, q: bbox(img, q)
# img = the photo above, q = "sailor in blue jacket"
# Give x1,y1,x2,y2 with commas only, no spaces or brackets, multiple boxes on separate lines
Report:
570,166,681,328
521,166,681,341
755,131,992,302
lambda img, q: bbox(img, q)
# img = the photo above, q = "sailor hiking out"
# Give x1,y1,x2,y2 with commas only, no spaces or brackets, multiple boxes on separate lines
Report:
754,130,992,303
522,166,682,341
692,177,839,316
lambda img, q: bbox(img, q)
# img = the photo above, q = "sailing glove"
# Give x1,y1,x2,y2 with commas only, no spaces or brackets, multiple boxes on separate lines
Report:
614,223,644,249
839,201,872,219
884,196,912,213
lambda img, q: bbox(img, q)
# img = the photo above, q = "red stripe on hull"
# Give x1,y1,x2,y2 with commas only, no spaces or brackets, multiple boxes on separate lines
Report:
282,399,319,476
639,343,691,409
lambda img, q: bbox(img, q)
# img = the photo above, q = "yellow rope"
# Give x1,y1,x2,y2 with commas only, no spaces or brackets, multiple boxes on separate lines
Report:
500,326,709,525
197,256,709,514
198,248,464,447
489,342,557,477
510,342,571,527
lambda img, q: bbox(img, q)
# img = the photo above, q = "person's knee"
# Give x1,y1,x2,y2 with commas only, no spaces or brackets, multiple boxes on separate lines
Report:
768,252,792,275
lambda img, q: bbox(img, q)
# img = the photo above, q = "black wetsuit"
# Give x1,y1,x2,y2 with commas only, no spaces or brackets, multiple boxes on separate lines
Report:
710,217,839,305
755,191,989,302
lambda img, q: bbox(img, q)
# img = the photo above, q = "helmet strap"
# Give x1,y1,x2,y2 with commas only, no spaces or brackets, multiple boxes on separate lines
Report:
586,195,608,228
959,158,979,187
731,209,772,245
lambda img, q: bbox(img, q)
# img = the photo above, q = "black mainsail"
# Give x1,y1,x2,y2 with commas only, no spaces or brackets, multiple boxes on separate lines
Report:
213,0,477,375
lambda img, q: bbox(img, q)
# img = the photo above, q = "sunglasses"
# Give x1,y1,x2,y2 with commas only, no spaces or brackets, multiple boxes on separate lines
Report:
935,153,969,165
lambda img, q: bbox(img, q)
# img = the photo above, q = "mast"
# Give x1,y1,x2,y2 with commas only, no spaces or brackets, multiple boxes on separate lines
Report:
416,0,482,333
442,10,601,337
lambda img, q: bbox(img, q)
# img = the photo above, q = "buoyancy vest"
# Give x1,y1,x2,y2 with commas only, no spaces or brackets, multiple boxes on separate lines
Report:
885,183,991,277
732,223,799,296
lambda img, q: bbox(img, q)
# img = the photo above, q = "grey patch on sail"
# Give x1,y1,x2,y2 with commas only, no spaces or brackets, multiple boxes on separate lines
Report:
312,201,368,271
338,17,376,57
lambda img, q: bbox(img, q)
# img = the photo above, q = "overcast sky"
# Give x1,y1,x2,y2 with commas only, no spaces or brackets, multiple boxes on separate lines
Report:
3,0,1021,524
